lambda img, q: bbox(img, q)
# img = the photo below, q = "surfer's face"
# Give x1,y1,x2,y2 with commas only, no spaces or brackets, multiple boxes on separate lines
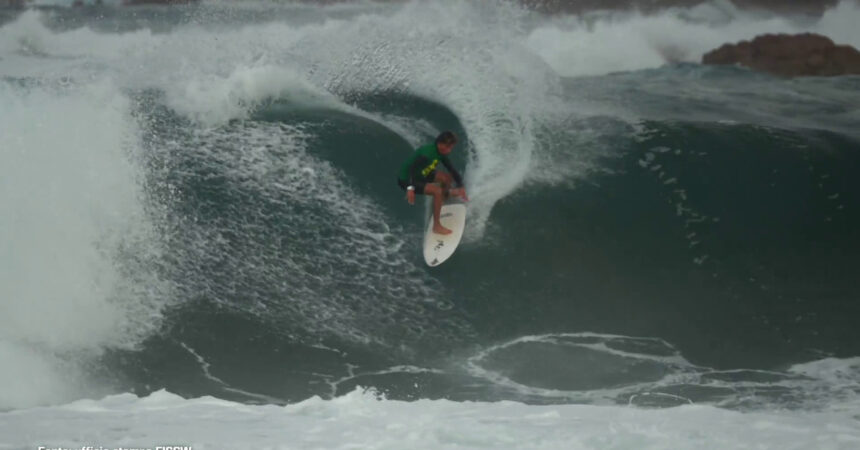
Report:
438,142,455,155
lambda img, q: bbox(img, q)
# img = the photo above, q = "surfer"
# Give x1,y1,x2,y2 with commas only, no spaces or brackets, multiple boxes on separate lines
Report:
397,131,469,235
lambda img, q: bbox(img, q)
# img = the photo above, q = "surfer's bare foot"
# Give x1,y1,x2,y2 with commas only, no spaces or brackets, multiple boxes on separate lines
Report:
433,223,453,235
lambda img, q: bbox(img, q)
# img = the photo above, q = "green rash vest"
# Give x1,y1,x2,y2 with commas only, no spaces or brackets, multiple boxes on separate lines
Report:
398,143,464,187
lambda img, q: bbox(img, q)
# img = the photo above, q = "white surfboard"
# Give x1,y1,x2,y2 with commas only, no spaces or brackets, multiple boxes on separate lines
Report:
423,203,467,267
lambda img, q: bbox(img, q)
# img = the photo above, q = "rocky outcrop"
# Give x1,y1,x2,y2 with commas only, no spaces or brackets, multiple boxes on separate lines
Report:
702,33,860,77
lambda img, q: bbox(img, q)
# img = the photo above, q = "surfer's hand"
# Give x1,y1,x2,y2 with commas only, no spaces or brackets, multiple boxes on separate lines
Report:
407,189,415,205
460,189,469,202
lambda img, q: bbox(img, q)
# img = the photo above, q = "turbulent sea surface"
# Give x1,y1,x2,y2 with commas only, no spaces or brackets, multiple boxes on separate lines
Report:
1,1,859,448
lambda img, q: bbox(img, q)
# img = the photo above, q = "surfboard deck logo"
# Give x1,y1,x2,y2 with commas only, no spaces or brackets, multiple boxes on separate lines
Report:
423,203,467,267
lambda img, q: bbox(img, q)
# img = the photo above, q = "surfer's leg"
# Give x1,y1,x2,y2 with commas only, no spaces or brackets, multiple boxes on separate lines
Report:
424,183,452,235
432,171,450,199
433,172,466,200
434,171,452,189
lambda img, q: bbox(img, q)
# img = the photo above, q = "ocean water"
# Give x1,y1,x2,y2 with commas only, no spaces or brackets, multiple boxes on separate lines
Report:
1,0,859,448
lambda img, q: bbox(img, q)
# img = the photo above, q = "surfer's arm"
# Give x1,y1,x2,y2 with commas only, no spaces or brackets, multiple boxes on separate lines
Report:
441,156,464,187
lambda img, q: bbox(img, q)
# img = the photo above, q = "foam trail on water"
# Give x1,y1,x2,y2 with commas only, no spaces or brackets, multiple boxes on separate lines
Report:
464,333,860,409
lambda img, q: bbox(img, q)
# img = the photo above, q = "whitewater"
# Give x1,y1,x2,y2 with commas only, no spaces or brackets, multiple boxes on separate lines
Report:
1,0,860,448
2,386,859,449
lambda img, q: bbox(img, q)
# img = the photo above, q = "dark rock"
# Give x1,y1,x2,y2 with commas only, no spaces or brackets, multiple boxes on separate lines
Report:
702,33,860,77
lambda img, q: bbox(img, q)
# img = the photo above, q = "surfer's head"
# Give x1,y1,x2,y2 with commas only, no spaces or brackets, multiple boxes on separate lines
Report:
435,131,457,155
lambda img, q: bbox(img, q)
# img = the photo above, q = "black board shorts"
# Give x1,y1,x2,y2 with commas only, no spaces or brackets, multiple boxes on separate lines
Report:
398,177,427,195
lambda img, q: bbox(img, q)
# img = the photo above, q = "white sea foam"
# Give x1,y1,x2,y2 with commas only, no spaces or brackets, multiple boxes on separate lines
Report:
1,385,859,450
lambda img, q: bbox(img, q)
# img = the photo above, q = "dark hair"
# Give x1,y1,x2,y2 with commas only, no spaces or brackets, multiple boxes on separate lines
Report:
435,131,458,146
